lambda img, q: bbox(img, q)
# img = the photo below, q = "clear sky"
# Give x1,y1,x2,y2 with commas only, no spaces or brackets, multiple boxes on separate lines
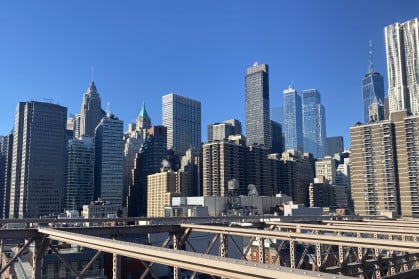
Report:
0,1,418,148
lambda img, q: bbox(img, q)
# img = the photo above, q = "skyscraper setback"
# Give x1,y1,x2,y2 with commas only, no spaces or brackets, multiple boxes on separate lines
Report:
245,63,271,149
385,18,419,115
9,101,67,218
162,93,201,156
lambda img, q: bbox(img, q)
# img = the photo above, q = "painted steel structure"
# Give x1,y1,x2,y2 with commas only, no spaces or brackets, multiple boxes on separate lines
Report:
0,217,418,278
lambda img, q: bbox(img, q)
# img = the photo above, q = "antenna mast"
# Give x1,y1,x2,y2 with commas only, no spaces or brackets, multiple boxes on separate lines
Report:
368,40,374,74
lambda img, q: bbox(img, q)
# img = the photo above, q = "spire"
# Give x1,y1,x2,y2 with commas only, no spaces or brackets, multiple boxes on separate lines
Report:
138,101,150,120
368,40,374,74
87,80,97,94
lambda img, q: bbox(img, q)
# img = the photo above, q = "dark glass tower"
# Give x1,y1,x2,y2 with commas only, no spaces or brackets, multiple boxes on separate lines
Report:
245,63,271,149
302,89,326,158
362,42,385,123
283,86,303,151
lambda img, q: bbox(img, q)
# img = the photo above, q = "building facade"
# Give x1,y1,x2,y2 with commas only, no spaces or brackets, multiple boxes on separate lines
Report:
362,42,385,123
79,81,105,137
325,136,344,157
64,137,95,211
302,89,326,158
283,87,303,152
94,114,124,206
245,63,271,149
9,101,67,218
385,18,419,115
162,93,201,156
129,126,168,217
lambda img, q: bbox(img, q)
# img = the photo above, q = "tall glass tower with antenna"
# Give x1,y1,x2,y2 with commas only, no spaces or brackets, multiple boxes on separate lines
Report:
362,41,384,123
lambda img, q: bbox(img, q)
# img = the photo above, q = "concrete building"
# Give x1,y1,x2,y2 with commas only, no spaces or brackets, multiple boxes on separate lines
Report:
9,101,67,218
147,170,187,217
309,177,336,208
315,156,337,185
207,119,242,142
335,157,351,209
279,150,314,206
82,199,120,219
162,93,201,156
350,110,419,217
94,114,124,206
64,137,95,211
245,63,271,149
203,140,247,196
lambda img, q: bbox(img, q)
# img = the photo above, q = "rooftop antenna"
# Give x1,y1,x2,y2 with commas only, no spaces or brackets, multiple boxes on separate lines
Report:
106,101,111,115
368,40,374,74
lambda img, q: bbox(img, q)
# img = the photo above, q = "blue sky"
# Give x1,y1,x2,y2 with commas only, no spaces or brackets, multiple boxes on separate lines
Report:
0,1,418,148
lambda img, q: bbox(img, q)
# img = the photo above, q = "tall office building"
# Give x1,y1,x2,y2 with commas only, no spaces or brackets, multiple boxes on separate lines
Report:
270,120,283,154
64,137,95,211
385,18,419,115
9,101,67,218
245,63,271,149
325,136,344,157
315,157,337,185
362,42,385,123
207,119,242,142
302,89,326,158
0,135,13,219
123,102,150,208
162,93,201,156
94,114,124,206
129,126,167,217
283,87,303,151
79,81,105,137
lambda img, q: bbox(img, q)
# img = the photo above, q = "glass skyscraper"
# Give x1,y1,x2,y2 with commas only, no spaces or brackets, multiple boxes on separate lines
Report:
283,87,303,151
64,137,95,211
162,93,201,156
94,114,124,206
245,63,271,149
385,18,419,115
362,43,384,123
302,89,326,158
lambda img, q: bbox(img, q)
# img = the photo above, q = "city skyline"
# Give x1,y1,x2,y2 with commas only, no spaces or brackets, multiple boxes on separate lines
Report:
0,1,418,147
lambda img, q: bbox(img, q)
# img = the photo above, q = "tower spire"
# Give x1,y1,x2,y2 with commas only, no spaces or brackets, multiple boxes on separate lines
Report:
368,40,374,74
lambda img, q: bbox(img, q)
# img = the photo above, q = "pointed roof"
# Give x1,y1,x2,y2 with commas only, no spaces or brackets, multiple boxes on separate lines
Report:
138,101,150,119
87,80,98,94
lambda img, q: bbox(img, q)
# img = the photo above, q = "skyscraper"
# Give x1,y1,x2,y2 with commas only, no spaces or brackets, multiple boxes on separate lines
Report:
302,89,326,158
9,101,67,218
283,86,303,151
129,126,167,217
385,18,419,115
162,93,201,156
325,136,344,157
245,63,271,149
79,81,105,137
94,114,124,206
64,137,95,211
362,42,385,123
0,134,13,219
207,119,242,142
